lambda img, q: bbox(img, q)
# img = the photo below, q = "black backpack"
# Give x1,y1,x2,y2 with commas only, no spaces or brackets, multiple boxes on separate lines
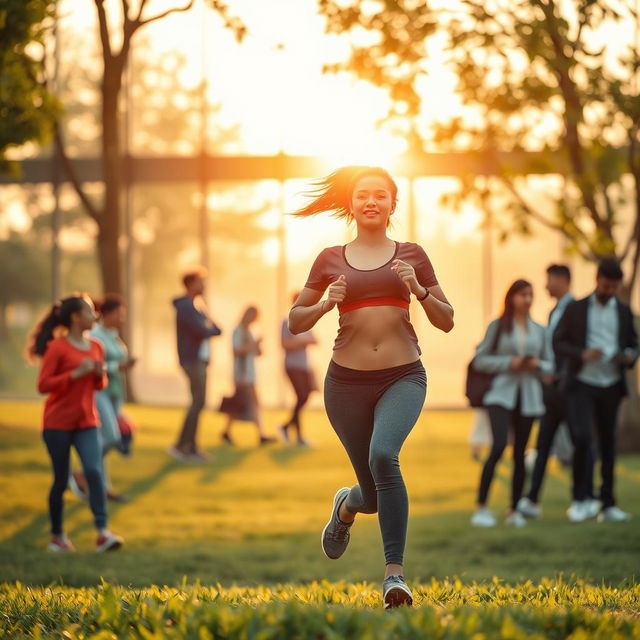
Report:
465,322,503,407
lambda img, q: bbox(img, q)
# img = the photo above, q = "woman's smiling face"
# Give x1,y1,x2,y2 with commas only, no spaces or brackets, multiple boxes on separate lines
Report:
350,175,395,229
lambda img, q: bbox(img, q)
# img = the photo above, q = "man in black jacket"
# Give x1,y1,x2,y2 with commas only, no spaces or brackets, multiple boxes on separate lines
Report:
553,258,638,523
169,268,222,462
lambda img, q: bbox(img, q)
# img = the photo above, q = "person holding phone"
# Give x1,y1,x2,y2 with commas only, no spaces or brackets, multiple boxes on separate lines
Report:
553,258,638,523
471,280,553,528
26,294,124,552
87,293,136,501
220,305,277,447
170,268,222,461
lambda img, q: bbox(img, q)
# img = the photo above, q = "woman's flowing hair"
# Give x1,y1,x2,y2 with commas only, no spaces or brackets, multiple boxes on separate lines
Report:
291,166,398,222
498,279,533,334
25,294,89,361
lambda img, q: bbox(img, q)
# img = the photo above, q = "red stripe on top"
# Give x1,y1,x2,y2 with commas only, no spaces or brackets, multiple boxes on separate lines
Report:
338,297,410,315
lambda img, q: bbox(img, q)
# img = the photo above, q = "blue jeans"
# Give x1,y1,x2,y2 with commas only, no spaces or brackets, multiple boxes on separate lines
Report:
43,427,107,534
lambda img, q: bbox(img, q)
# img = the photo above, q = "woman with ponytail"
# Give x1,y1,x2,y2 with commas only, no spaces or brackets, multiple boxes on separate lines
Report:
470,280,553,528
26,294,124,552
288,166,454,608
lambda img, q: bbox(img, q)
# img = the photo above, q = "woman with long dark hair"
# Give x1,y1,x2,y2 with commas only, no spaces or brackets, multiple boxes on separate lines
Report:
288,166,454,608
471,280,552,528
26,295,124,552
68,294,134,501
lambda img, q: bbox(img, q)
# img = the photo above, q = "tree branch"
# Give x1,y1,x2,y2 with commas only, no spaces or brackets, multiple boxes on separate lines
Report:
137,0,195,27
135,0,150,22
53,122,101,222
498,173,594,261
94,0,112,60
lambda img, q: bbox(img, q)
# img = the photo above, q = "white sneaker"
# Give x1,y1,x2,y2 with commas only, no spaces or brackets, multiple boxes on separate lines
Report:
566,501,588,523
505,511,527,527
597,506,632,523
583,499,601,519
516,497,542,519
471,507,496,527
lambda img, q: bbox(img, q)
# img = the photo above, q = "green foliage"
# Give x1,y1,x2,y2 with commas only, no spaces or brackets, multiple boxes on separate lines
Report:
0,232,50,308
0,0,59,175
317,1,640,293
320,0,437,125
0,579,639,638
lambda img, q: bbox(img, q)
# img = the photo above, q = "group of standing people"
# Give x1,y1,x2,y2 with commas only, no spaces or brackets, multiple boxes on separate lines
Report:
471,260,638,527
168,271,318,461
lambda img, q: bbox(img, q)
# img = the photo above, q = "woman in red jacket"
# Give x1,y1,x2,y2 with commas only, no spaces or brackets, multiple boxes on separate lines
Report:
27,294,124,552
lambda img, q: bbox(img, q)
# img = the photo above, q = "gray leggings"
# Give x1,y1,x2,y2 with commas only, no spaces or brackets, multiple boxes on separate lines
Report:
324,359,426,566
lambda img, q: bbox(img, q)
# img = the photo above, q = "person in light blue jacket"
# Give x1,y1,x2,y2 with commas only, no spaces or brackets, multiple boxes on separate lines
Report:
470,279,553,528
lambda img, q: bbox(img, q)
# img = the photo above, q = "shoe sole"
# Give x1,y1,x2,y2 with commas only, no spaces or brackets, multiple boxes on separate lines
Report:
96,539,123,553
471,519,496,527
383,585,413,609
567,513,588,523
47,544,74,552
321,487,350,559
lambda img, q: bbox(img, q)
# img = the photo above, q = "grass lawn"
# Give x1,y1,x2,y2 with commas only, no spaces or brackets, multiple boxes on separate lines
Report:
0,399,638,637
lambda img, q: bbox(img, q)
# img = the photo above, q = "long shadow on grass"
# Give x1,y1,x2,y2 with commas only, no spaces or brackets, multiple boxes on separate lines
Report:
2,446,254,546
268,445,312,466
197,447,253,484
0,502,86,549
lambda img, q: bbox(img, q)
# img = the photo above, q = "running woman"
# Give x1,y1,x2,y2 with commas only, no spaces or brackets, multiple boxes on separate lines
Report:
288,166,454,608
26,295,124,552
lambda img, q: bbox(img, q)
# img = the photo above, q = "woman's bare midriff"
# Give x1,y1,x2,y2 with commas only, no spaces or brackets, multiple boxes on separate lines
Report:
331,305,421,370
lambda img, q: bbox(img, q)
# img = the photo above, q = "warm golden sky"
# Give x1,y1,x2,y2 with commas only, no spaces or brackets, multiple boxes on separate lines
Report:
62,0,463,160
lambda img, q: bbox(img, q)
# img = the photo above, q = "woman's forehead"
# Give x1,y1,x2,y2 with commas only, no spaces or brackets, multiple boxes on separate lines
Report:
353,175,392,192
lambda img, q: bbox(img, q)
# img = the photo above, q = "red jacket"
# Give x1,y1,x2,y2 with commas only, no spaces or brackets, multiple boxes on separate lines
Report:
38,337,107,430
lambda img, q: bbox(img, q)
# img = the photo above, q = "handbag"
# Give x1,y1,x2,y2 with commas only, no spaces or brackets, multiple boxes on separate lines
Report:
219,389,249,415
465,322,503,408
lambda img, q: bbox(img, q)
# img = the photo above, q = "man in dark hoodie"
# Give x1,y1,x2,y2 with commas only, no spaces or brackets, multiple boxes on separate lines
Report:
169,268,222,462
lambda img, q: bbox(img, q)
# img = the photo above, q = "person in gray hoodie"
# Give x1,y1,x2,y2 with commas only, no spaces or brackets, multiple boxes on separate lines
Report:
169,268,222,462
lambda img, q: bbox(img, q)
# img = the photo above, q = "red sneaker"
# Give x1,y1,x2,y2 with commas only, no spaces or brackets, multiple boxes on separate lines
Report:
48,537,75,552
95,532,124,552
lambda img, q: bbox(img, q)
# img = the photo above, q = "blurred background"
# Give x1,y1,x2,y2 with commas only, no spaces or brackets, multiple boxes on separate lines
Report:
1,0,639,413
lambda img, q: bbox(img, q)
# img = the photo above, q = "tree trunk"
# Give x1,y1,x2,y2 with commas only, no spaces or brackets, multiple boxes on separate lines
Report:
0,303,8,341
99,63,123,294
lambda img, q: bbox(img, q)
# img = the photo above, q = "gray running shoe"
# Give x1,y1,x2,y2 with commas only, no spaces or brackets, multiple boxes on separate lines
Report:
382,574,413,609
321,487,352,559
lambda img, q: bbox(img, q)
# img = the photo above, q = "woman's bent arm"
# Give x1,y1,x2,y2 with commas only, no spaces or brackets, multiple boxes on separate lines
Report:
418,284,454,333
288,288,328,334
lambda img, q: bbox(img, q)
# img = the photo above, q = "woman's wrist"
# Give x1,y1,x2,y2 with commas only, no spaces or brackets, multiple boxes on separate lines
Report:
415,286,429,301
